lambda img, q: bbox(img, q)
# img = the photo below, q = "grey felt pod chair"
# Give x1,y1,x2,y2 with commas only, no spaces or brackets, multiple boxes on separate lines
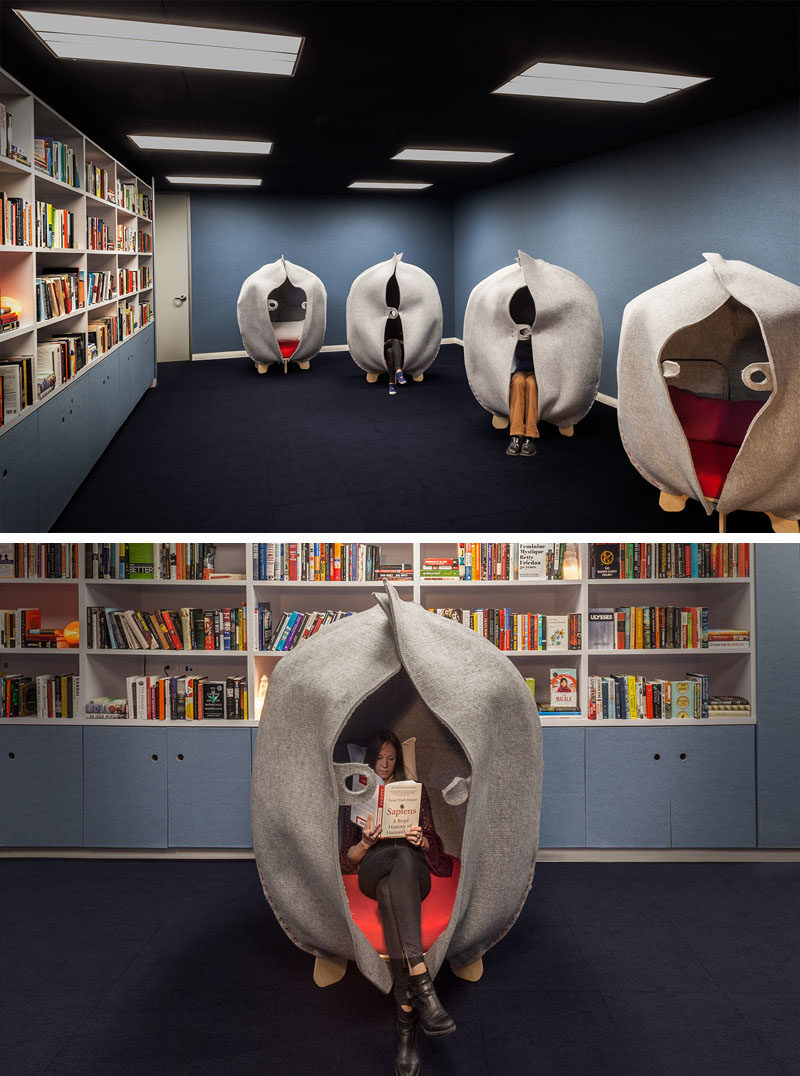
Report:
251,583,542,994
463,250,603,435
617,253,800,533
346,253,443,383
236,255,327,374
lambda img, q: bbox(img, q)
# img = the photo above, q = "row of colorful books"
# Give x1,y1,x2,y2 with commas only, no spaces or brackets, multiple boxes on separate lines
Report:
0,544,80,579
113,674,249,721
35,269,84,321
421,543,579,581
0,608,59,649
116,180,152,219
253,543,387,581
589,543,750,579
587,672,718,720
86,162,115,204
85,543,225,580
259,606,353,651
85,606,247,651
0,673,79,718
34,136,80,187
428,609,582,651
1,190,32,246
35,201,76,249
589,606,711,650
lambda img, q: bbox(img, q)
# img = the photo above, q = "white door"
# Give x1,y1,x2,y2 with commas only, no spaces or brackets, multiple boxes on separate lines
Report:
154,192,192,362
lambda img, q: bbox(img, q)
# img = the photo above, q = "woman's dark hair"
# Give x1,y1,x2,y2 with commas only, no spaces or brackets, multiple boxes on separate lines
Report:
364,728,405,780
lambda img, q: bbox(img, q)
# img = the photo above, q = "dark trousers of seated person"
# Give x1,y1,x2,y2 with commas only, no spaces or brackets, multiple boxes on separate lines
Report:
384,339,404,383
510,370,540,438
359,840,431,966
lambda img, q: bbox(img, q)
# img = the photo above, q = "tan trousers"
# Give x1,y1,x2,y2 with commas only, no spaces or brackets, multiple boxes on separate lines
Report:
509,371,540,438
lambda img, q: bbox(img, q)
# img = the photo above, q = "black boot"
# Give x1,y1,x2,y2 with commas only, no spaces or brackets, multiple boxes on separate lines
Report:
506,435,523,456
408,970,456,1038
395,1004,420,1076
521,437,537,456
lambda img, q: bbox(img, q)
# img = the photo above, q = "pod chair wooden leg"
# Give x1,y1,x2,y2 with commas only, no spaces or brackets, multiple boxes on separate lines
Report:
412,372,424,383
296,360,310,371
366,372,380,383
659,491,688,513
256,362,269,375
283,359,289,375
559,425,575,437
766,512,800,534
492,415,510,430
718,512,727,534
450,957,484,982
313,955,348,987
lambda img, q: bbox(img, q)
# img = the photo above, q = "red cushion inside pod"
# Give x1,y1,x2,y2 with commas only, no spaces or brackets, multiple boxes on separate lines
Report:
279,340,299,358
343,857,461,954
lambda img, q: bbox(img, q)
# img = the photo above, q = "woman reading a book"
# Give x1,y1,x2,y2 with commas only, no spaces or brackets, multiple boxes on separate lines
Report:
340,728,455,1076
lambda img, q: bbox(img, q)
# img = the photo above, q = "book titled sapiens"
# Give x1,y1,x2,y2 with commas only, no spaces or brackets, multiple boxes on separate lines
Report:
351,777,422,836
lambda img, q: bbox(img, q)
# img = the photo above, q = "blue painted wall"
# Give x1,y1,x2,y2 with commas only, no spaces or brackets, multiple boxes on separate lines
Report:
755,544,800,847
189,192,454,352
452,102,799,397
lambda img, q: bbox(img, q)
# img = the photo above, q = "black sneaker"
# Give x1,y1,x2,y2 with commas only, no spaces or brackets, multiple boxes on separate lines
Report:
521,437,537,456
506,436,523,456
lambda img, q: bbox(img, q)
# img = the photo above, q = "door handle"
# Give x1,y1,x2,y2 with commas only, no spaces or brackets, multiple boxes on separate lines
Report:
173,294,187,303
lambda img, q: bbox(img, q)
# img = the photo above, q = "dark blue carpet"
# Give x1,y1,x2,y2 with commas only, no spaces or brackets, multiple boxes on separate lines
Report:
1,859,798,1074
53,347,774,532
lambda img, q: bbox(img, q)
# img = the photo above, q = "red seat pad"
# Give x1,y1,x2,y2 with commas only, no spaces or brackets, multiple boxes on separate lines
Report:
343,858,461,954
278,340,299,358
668,387,764,446
687,439,740,500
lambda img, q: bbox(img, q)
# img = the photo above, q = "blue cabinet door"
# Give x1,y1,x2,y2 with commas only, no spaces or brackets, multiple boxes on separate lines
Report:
167,728,253,847
131,325,156,404
0,726,83,846
541,728,585,847
86,352,120,460
669,726,756,847
37,382,90,528
116,344,133,421
586,728,671,847
0,411,39,530
83,726,168,847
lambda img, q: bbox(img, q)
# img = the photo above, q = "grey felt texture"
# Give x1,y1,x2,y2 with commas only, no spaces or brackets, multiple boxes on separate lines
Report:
617,253,800,518
251,584,542,993
346,253,443,375
463,250,603,428
236,256,327,366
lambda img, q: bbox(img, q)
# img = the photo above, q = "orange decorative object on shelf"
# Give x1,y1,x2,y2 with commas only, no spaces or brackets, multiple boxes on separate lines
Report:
1,295,24,333
55,621,80,648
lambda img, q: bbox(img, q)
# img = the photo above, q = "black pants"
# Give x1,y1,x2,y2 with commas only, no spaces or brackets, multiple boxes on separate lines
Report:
358,839,431,966
384,339,404,382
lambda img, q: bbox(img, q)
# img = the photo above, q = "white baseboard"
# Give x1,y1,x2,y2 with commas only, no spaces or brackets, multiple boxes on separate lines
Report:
3,847,798,861
192,338,465,362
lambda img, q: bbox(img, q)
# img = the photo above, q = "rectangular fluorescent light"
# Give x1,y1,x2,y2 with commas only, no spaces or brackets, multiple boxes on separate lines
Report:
130,135,273,154
392,149,511,164
15,10,302,75
494,62,708,103
166,176,262,187
349,181,431,191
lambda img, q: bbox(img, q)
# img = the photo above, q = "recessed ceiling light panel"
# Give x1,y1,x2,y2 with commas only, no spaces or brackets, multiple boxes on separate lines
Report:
494,62,708,103
166,176,263,187
14,10,302,75
349,181,432,190
130,135,273,155
392,149,511,163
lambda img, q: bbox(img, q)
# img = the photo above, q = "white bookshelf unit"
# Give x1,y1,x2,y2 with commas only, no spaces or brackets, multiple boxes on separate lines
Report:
0,66,156,530
0,541,755,727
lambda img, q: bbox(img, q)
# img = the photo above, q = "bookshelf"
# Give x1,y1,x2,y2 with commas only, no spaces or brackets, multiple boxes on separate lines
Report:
0,541,772,851
0,541,756,727
0,67,156,530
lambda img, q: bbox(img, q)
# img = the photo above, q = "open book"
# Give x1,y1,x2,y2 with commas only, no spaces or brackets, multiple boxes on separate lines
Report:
351,777,422,838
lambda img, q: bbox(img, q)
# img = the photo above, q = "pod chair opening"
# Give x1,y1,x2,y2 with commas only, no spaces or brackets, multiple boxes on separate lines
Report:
509,283,536,371
659,295,772,501
334,666,470,958
268,277,308,359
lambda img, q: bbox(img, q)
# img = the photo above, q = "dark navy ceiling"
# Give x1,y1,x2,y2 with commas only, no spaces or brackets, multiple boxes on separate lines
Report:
1,0,797,195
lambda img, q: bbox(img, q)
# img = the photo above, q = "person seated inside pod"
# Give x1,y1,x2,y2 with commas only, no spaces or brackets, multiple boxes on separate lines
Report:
659,295,770,503
506,285,539,458
384,271,407,397
339,725,461,1075
267,278,307,363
